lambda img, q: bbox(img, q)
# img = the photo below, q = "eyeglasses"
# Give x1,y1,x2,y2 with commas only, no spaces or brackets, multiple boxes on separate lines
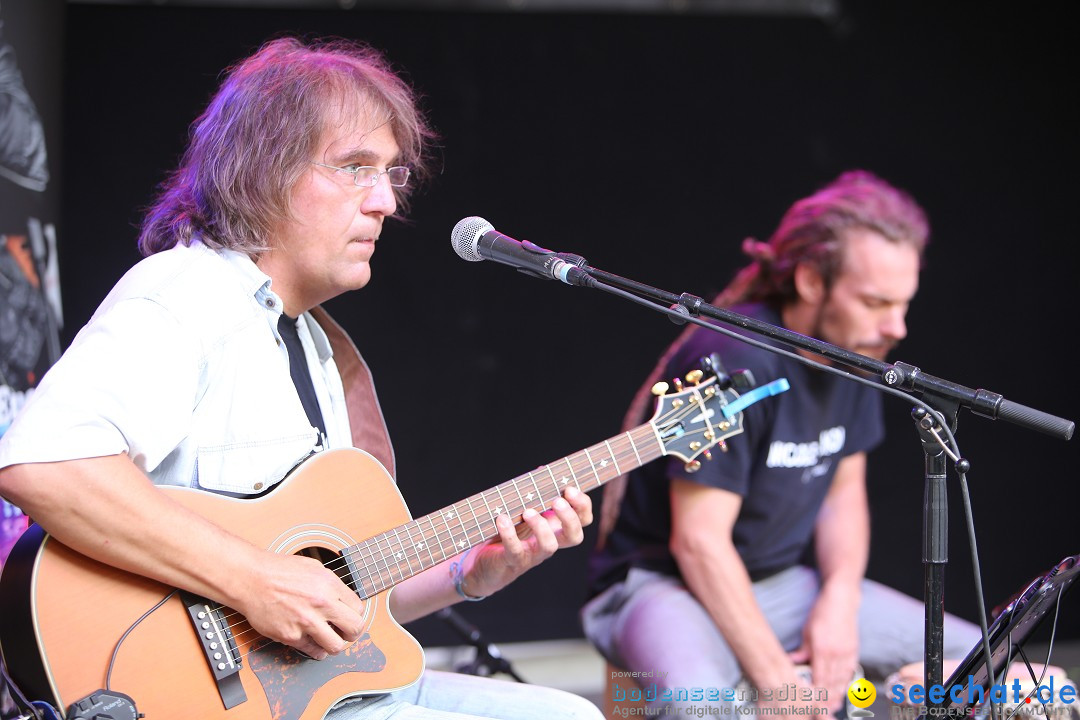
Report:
312,162,411,188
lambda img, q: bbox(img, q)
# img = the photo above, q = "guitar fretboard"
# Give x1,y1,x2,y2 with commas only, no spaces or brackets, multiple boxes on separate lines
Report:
344,422,663,598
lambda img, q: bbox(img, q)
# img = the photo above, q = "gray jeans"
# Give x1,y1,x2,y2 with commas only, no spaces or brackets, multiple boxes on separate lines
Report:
581,566,983,714
327,668,604,720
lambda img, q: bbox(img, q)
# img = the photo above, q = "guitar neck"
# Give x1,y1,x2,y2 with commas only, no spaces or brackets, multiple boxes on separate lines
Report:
345,422,664,598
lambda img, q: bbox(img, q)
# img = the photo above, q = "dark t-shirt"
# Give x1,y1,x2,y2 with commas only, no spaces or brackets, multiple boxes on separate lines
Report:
588,303,885,597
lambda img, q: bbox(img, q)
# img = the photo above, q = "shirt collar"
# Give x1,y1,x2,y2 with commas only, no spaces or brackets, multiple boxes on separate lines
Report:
211,243,334,364
217,247,279,308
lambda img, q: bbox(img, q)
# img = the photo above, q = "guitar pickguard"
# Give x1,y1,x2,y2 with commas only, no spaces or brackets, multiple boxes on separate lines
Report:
248,633,386,720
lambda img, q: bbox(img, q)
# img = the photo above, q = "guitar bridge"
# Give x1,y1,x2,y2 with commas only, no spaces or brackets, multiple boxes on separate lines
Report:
181,591,247,709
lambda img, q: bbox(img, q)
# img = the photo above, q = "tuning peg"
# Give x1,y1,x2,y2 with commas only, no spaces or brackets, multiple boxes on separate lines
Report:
684,369,704,385
732,369,756,391
717,440,728,453
651,381,670,396
672,377,684,391
701,353,732,390
703,450,712,461
684,460,701,473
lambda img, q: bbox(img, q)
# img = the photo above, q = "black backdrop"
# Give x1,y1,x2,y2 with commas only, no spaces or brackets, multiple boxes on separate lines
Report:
60,1,1079,648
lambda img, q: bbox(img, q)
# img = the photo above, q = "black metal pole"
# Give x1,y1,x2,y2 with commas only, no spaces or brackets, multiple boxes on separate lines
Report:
915,407,950,713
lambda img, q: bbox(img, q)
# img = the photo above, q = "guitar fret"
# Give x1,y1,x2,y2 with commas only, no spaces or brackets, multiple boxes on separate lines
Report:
365,538,393,592
391,526,415,577
545,465,561,495
548,465,565,496
582,447,601,489
448,500,471,553
348,545,377,598
510,478,529,516
375,533,405,584
463,494,485,544
367,535,393,591
422,516,443,567
525,470,544,505
625,431,643,466
562,457,581,491
476,489,497,539
491,484,510,520
539,465,558,502
603,439,622,475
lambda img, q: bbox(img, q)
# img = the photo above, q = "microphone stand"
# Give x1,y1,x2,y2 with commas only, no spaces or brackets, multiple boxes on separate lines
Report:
557,255,1074,712
436,607,526,683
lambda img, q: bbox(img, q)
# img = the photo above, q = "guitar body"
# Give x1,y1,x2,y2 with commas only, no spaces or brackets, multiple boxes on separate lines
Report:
0,448,425,720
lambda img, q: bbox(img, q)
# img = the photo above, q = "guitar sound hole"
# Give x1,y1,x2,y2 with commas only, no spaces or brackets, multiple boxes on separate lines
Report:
296,546,352,585
289,545,376,642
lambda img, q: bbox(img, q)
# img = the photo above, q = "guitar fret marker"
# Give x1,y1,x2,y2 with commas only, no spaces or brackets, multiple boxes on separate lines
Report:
391,527,415,576
526,471,544,507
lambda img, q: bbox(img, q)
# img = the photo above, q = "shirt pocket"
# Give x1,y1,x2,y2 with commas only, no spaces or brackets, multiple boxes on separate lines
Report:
195,431,318,495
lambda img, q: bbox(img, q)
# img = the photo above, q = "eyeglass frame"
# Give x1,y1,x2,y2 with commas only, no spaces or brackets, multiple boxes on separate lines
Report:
311,162,411,188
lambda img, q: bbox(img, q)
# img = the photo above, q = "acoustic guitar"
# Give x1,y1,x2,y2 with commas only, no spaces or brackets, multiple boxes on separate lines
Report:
0,369,785,720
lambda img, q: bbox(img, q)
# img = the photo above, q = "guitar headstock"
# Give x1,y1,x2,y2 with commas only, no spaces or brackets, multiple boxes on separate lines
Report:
648,359,789,473
648,369,744,473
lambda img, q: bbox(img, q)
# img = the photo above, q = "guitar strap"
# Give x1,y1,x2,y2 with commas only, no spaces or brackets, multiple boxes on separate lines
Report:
277,313,329,443
309,306,397,480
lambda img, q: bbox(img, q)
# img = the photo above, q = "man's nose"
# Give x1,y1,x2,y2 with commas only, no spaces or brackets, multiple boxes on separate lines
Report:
881,306,908,341
362,172,398,216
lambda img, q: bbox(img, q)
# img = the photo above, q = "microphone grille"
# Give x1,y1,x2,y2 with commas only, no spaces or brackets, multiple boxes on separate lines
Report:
451,216,493,262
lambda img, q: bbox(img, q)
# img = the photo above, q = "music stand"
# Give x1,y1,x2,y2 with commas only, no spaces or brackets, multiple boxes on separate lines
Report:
928,554,1079,718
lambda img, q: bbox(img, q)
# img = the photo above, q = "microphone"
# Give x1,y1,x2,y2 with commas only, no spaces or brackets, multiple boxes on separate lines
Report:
450,216,593,287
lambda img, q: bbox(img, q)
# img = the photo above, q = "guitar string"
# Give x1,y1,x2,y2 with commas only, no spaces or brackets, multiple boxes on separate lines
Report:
226,443,684,662
213,401,717,659
214,417,711,660
305,416,683,590
212,397,726,662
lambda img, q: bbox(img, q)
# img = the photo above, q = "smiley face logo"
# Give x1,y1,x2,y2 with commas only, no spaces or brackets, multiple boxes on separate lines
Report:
848,678,877,709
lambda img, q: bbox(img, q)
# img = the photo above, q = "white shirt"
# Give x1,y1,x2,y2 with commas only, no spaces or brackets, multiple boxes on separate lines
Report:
0,240,352,495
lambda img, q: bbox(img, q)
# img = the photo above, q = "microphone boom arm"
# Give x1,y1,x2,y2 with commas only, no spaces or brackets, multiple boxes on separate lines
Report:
577,263,1073,441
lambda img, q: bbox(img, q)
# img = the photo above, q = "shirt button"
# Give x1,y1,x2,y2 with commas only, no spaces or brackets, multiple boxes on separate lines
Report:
265,298,275,308
253,482,264,491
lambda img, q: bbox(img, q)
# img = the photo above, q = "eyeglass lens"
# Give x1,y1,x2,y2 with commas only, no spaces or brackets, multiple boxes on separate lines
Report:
354,166,410,187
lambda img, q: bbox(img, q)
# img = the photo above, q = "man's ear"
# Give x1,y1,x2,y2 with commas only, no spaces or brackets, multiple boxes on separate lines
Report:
793,262,826,305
